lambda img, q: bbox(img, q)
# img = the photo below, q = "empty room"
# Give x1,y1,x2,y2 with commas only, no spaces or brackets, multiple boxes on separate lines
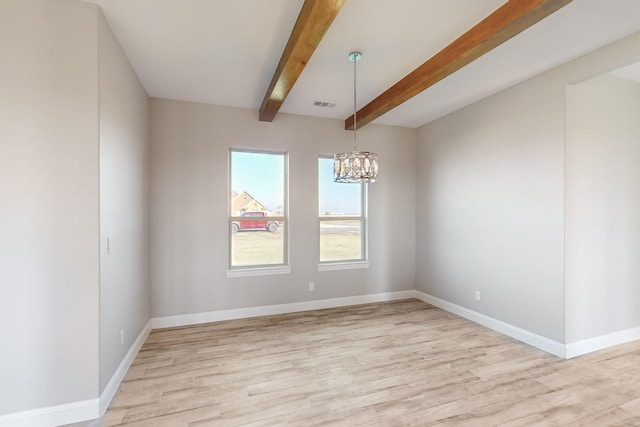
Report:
4,0,640,426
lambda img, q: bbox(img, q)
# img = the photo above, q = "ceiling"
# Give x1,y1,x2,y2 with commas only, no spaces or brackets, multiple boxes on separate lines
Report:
84,0,640,129
611,61,640,82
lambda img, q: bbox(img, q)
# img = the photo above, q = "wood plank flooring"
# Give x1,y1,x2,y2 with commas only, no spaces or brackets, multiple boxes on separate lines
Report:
101,299,640,426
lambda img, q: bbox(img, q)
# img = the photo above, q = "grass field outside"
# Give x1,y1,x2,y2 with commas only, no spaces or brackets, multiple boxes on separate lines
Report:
231,223,361,266
319,219,362,262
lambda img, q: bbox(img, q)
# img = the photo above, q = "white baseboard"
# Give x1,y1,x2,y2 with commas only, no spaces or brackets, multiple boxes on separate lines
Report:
99,319,152,414
414,290,567,358
0,398,99,427
0,292,413,427
415,291,640,359
0,320,152,427
152,290,416,329
565,326,640,359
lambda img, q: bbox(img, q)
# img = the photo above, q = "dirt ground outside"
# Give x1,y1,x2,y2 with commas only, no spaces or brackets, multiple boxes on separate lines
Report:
231,226,361,266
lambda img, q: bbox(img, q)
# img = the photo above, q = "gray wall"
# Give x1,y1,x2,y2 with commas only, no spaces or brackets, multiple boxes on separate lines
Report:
415,73,566,342
416,30,640,344
98,11,150,391
565,74,640,343
0,0,100,414
0,0,150,416
149,99,416,317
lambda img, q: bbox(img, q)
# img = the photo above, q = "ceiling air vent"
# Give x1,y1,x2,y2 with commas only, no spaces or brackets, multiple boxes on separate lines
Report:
313,100,336,108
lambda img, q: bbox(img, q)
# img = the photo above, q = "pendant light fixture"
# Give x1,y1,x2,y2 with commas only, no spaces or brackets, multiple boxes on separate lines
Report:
334,51,378,183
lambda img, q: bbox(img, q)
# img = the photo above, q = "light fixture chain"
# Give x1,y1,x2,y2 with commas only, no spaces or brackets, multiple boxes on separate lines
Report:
353,52,357,151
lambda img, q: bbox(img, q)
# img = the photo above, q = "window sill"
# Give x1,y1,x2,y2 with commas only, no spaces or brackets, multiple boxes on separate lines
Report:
317,261,369,272
226,265,291,278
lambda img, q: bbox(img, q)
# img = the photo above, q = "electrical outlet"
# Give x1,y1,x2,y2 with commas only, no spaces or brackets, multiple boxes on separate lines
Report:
475,290,482,301
120,329,124,345
309,282,315,291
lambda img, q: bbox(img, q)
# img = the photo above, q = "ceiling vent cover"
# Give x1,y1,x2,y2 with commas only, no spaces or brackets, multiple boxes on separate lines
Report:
313,100,336,108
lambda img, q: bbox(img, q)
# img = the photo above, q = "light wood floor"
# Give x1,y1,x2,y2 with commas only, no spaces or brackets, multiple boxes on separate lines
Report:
101,299,640,426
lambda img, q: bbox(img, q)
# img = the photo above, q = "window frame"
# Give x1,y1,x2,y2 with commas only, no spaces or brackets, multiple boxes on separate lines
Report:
317,155,369,270
227,148,289,277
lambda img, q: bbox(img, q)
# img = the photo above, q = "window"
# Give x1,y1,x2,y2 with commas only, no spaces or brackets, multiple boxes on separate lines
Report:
229,149,288,272
318,156,367,266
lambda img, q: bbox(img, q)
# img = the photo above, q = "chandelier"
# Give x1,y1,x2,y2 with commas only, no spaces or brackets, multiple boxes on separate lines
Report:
334,51,378,183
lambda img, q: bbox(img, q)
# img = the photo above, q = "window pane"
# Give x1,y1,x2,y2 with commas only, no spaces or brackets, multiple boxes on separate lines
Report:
230,150,286,267
232,220,285,266
319,157,361,216
318,157,366,263
319,220,362,262
231,151,284,216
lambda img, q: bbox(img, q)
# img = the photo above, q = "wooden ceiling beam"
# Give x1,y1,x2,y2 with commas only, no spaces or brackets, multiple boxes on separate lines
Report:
259,0,345,122
345,0,572,130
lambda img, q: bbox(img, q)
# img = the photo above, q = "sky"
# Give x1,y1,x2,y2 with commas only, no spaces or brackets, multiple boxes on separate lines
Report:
318,157,361,215
231,152,361,215
231,151,284,212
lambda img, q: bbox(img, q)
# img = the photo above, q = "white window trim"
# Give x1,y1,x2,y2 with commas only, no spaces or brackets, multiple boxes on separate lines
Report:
227,265,291,278
318,155,369,266
317,261,369,272
229,148,289,271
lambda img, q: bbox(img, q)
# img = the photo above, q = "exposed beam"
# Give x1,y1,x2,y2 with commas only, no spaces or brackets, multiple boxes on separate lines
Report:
345,0,572,130
259,0,345,122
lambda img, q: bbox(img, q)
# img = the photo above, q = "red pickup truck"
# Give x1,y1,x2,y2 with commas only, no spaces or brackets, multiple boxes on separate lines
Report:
232,211,279,232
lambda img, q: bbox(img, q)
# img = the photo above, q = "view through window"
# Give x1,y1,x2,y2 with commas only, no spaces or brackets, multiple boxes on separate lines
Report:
230,149,287,268
318,156,366,263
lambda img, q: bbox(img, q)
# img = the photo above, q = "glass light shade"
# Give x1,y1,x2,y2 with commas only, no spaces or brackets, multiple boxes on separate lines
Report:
333,151,379,183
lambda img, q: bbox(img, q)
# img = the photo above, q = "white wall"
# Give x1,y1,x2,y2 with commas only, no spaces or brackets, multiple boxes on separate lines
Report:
0,0,100,415
565,74,640,343
149,99,416,317
416,30,640,344
98,11,150,392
